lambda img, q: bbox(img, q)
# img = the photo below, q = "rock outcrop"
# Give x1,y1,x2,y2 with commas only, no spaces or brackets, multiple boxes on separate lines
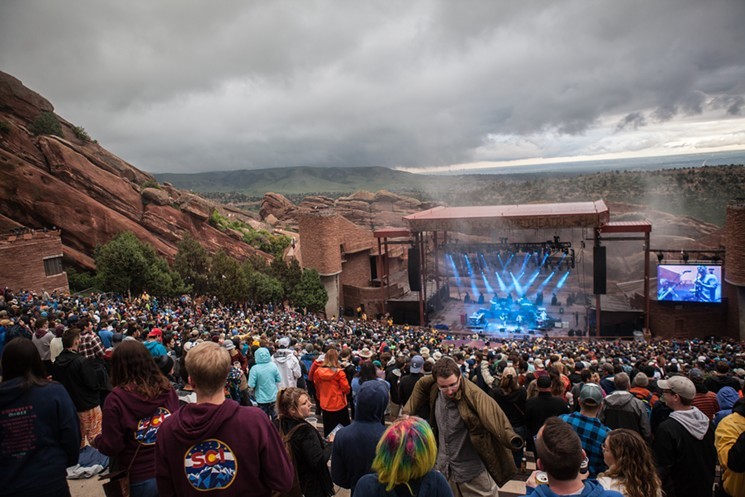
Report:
260,192,296,221
0,71,266,270
259,189,440,231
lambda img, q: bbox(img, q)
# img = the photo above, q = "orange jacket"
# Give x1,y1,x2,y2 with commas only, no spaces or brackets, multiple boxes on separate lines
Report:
310,365,350,412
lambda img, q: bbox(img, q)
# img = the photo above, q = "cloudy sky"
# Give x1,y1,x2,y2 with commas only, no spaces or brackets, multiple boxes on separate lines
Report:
1,0,744,174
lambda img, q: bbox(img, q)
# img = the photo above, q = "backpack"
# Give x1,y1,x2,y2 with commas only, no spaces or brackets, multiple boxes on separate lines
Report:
632,391,654,417
272,421,306,497
471,366,490,393
296,361,308,390
226,365,245,403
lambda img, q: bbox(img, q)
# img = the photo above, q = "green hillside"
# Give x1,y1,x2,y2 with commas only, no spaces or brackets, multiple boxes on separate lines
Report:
156,164,745,226
157,166,424,196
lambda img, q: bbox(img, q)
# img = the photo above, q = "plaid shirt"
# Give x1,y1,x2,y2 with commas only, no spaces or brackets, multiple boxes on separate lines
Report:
560,411,610,478
78,330,105,360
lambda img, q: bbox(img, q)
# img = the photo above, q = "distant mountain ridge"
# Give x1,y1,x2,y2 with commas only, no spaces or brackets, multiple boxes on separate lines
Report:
157,166,423,195
157,163,745,226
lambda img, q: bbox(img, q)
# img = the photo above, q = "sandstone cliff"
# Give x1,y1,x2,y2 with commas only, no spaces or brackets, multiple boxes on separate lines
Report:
0,71,265,270
260,189,436,230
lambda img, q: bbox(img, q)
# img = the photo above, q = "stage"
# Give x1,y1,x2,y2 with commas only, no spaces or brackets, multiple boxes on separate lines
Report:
429,296,590,340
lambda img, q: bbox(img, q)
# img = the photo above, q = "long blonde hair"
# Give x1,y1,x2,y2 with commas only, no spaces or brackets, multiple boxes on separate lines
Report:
499,367,519,393
603,429,662,497
322,348,340,369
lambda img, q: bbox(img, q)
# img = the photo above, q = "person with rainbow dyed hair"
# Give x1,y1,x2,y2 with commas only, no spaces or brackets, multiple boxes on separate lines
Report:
354,417,453,497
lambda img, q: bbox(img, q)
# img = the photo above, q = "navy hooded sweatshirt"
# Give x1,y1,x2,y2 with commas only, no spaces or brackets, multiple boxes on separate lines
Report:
0,378,81,497
332,379,389,495
155,398,293,497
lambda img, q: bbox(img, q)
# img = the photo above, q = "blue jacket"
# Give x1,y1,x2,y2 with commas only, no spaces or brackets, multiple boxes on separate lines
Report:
248,347,281,404
332,380,389,494
0,379,81,497
144,339,168,358
523,480,623,497
715,386,741,427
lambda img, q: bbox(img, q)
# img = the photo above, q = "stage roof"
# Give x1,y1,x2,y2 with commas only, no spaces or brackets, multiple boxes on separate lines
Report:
404,200,609,234
373,227,411,238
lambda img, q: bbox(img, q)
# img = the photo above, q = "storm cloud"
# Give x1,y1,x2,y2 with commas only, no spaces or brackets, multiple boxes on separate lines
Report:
1,0,744,173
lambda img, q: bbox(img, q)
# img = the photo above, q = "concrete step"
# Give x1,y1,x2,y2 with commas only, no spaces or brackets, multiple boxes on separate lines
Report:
498,479,527,497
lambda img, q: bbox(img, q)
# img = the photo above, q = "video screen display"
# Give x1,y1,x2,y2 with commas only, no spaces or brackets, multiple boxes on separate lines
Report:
657,264,722,303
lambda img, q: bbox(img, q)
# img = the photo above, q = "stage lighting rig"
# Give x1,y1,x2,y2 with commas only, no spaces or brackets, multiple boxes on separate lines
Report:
651,248,724,264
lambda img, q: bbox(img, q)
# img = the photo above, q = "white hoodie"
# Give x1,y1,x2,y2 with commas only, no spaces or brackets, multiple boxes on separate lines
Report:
272,348,302,388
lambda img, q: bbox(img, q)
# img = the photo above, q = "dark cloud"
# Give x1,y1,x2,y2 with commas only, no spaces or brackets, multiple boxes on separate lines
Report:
713,95,744,116
1,0,744,173
616,113,647,132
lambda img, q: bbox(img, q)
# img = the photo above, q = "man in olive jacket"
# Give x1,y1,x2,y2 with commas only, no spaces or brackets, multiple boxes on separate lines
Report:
402,357,523,496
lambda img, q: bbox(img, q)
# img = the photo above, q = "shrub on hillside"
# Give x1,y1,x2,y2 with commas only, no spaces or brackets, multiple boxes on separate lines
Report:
72,125,91,143
29,111,63,137
209,209,226,229
142,179,161,190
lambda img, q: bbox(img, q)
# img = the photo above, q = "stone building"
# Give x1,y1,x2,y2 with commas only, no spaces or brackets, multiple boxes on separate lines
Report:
297,208,408,319
0,228,69,293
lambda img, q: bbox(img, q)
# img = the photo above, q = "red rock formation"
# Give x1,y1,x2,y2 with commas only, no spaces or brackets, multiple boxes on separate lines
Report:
258,188,440,234
260,192,296,222
0,71,266,270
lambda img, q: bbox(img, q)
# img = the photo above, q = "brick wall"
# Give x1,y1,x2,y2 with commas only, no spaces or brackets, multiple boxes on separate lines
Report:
336,217,375,254
298,210,342,276
342,284,389,319
726,200,745,286
341,252,372,288
298,210,377,277
649,300,729,339
298,208,418,318
0,230,69,293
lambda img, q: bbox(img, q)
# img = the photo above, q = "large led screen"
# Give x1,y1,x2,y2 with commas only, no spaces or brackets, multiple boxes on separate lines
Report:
656,264,722,303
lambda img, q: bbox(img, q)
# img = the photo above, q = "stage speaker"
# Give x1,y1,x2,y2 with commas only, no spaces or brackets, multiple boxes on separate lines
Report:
593,246,607,294
408,247,421,291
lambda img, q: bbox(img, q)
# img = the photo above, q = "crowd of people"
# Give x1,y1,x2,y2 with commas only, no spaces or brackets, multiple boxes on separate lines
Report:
2,288,745,496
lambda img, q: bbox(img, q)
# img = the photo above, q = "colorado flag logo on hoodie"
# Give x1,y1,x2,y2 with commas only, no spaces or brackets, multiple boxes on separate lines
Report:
184,439,237,490
135,407,172,445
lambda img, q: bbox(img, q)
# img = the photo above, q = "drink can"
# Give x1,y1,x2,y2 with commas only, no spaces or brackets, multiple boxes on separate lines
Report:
536,471,549,484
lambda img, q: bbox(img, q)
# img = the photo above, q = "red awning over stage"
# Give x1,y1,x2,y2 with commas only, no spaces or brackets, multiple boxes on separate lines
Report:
404,200,610,234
